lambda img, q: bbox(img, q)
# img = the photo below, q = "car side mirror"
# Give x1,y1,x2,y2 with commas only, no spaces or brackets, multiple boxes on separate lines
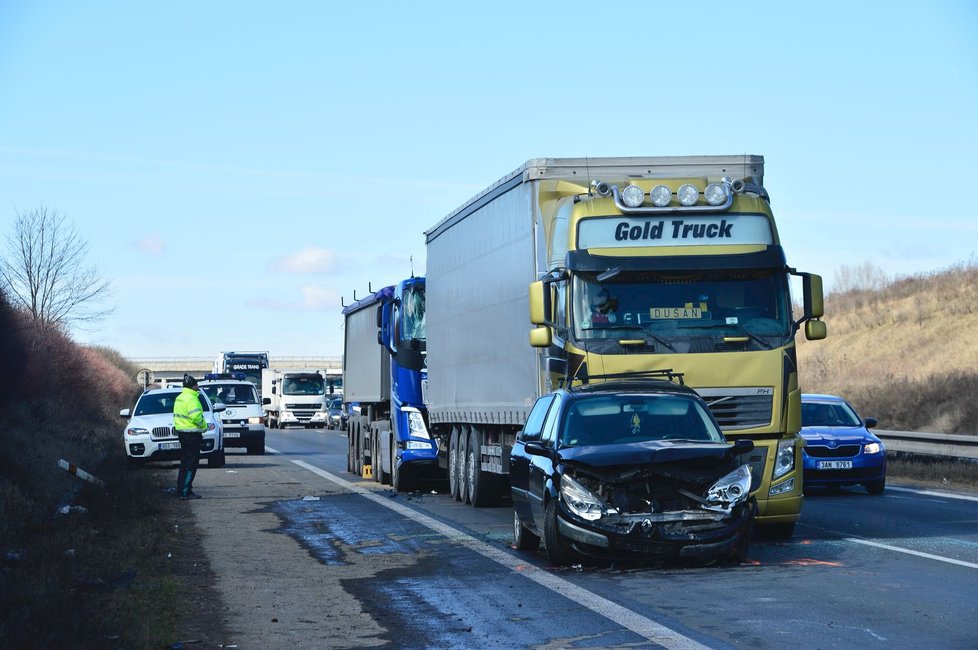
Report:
213,403,227,413
732,439,754,455
864,417,878,429
120,408,131,419
263,397,271,405
523,440,552,458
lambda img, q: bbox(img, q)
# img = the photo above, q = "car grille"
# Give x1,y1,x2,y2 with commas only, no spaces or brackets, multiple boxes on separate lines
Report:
285,403,316,409
698,388,773,431
805,445,861,458
152,426,174,439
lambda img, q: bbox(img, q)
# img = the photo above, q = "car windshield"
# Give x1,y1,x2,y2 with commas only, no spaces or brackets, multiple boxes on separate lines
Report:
201,383,258,405
802,401,862,427
559,394,724,447
134,392,211,416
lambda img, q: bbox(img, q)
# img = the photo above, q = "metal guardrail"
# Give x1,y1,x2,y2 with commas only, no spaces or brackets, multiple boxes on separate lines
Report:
876,430,978,460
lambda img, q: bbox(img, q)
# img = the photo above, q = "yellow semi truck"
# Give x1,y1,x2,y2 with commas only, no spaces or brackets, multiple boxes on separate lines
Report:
425,156,825,537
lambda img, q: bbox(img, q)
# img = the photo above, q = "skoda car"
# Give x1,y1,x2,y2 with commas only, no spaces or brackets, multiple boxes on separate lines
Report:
801,394,885,494
509,380,756,565
199,375,266,455
121,387,226,467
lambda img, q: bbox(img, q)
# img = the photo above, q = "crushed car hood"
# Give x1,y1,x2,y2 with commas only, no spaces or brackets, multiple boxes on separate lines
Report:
558,440,738,470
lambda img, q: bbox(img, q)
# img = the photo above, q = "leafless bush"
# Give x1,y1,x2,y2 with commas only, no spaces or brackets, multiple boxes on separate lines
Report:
0,206,112,336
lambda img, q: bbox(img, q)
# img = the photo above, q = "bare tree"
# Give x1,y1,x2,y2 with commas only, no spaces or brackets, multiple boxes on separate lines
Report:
0,206,112,332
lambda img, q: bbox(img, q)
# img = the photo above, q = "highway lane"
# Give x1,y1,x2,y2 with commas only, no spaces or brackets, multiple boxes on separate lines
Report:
265,427,978,649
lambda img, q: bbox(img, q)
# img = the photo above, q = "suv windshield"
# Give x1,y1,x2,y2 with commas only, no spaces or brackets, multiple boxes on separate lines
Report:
560,394,723,447
201,383,258,406
801,401,861,427
134,392,211,416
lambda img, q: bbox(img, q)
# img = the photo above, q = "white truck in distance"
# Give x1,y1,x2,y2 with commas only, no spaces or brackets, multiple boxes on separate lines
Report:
261,368,329,429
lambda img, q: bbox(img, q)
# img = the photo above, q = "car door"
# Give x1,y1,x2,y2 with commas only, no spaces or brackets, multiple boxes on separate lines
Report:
510,395,555,530
527,393,563,530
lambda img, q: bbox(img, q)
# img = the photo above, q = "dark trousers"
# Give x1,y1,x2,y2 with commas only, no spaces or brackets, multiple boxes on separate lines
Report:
176,431,203,497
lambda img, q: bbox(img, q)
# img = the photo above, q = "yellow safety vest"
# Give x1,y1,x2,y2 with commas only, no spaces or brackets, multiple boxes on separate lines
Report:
173,388,207,432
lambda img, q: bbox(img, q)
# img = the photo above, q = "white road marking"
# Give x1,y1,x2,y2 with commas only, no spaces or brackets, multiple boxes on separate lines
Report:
844,537,978,570
885,486,978,503
266,447,710,650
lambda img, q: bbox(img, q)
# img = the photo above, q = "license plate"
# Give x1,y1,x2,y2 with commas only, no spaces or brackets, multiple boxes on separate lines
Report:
224,432,240,438
159,442,181,450
817,460,853,470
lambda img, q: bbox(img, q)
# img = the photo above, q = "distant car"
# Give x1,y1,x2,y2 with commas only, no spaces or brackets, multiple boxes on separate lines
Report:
199,376,266,455
326,397,345,430
509,379,756,565
800,394,886,495
121,387,225,467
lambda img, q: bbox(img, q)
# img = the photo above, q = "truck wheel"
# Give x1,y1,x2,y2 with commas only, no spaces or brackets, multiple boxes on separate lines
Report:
514,509,540,551
544,499,577,565
346,421,355,474
458,428,470,505
351,420,363,477
756,522,795,539
448,429,461,501
468,429,498,507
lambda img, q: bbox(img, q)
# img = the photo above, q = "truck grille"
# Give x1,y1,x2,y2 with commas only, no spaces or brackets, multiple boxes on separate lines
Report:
698,388,773,431
152,426,174,439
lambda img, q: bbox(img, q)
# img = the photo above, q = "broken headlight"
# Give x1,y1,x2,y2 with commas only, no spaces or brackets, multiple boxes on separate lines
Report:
560,474,618,521
705,464,752,508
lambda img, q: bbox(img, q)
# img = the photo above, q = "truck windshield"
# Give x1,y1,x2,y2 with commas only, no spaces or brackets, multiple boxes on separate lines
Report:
571,269,791,352
401,284,426,344
282,376,325,395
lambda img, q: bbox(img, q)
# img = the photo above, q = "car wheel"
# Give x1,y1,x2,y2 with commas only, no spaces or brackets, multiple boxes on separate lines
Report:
544,499,577,565
865,479,885,495
448,429,460,501
208,449,226,468
513,509,540,551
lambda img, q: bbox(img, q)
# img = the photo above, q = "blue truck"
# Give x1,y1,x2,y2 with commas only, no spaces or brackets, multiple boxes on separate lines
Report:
342,277,437,491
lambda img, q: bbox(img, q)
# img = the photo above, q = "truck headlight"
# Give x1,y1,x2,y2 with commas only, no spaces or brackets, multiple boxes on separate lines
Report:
773,438,796,479
705,464,752,508
247,417,263,425
403,407,429,439
560,474,616,522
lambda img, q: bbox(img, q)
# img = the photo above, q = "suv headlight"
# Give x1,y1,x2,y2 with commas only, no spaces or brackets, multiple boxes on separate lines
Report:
560,474,617,521
705,464,752,508
773,438,796,479
126,427,149,436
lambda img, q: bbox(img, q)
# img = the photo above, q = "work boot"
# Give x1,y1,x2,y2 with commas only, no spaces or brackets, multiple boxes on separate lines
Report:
178,492,202,500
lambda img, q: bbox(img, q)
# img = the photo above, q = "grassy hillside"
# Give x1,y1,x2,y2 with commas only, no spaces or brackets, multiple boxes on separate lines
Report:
796,261,978,434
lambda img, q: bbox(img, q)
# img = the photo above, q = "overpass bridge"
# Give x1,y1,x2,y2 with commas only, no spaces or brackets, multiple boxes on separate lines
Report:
127,356,342,384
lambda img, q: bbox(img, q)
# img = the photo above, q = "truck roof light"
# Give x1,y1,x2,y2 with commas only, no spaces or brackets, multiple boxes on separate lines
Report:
677,184,699,206
650,185,672,207
704,183,728,206
620,185,645,208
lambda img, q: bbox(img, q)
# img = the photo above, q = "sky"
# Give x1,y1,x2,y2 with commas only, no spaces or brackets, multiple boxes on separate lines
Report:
1,1,976,358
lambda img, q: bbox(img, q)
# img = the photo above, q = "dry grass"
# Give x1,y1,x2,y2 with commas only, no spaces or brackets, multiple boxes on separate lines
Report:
798,260,978,434
0,293,199,648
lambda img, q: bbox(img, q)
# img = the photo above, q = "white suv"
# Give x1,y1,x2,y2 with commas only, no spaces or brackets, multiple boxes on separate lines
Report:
199,376,266,455
121,388,226,467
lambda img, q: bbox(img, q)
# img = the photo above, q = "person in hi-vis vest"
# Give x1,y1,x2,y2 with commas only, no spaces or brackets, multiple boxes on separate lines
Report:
173,374,207,500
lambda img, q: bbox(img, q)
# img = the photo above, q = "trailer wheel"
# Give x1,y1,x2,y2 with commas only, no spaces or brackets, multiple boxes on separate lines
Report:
458,427,470,505
448,429,461,501
468,429,498,507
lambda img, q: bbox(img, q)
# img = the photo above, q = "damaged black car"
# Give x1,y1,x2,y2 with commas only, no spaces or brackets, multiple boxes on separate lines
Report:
509,380,755,565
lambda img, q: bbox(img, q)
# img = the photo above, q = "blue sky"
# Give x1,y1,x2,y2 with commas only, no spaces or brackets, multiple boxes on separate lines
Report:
2,1,976,357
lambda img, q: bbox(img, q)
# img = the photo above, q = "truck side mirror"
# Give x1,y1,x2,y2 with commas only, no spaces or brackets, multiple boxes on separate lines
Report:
803,273,824,319
529,326,552,348
805,320,827,340
529,281,547,325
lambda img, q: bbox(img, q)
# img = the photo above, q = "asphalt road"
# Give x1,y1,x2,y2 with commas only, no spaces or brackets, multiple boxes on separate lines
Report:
187,427,978,649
